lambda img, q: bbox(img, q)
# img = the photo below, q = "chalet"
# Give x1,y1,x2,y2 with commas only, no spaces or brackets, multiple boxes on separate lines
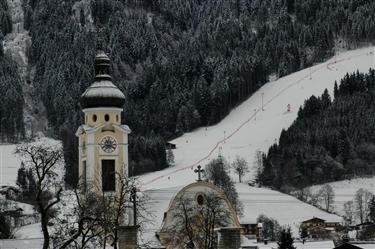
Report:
301,217,341,239
241,222,263,241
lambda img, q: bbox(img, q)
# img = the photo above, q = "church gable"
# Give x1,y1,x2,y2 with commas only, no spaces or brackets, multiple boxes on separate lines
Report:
158,181,241,248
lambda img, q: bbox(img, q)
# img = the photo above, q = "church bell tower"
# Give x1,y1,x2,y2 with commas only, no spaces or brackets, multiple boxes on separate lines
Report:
76,51,131,194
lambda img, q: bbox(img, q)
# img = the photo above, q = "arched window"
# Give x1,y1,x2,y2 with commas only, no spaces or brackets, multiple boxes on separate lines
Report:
197,194,204,205
116,115,119,122
93,114,97,122
105,114,110,122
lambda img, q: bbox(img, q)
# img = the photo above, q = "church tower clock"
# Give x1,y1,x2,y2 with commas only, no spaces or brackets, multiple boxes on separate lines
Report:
76,51,131,194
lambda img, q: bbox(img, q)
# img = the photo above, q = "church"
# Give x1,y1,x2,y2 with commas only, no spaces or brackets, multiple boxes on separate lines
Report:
75,51,246,249
75,51,131,194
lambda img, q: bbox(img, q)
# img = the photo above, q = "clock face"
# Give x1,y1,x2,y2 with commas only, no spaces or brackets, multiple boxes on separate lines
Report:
99,136,117,153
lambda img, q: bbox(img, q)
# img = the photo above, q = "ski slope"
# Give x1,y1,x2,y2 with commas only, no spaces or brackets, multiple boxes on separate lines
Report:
140,46,375,190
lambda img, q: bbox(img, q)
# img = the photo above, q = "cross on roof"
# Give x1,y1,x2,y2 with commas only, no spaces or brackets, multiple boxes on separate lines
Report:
194,165,204,181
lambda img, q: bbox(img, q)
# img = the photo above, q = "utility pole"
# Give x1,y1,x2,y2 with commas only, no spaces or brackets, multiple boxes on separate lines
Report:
254,108,257,121
131,186,137,226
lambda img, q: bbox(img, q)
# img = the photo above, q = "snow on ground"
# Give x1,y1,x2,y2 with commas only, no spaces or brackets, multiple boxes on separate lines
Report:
310,177,375,215
141,183,342,243
248,240,335,249
0,238,43,249
140,46,375,190
0,144,22,187
0,137,62,187
14,223,43,239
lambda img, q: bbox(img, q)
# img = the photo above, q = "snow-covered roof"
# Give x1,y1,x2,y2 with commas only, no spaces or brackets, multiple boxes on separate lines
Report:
80,51,125,109
80,80,125,108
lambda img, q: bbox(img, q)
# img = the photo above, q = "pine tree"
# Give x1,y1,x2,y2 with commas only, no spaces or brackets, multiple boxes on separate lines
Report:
16,163,27,193
166,148,175,167
278,227,296,249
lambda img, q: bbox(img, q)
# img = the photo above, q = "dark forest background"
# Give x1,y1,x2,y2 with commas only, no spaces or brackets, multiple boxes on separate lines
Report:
1,0,375,186
260,70,375,191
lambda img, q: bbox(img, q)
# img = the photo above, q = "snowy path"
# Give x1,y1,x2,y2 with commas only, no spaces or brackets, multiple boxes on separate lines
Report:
140,47,375,190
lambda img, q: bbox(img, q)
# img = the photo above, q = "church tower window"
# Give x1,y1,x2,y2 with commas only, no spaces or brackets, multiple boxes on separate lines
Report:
82,160,87,191
102,160,116,192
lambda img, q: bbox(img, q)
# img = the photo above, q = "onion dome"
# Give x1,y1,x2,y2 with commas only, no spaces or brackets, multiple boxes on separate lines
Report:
80,51,125,109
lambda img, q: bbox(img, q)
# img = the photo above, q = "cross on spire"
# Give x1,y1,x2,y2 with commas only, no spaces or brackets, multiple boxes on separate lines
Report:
96,26,105,51
194,165,204,181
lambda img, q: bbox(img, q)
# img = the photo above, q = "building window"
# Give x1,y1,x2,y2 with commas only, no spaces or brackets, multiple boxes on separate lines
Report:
116,115,119,122
82,161,87,191
197,194,204,205
102,160,115,192
93,114,97,122
105,114,110,122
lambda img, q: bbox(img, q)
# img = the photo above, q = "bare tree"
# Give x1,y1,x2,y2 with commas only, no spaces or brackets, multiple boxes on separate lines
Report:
231,156,249,183
16,140,63,249
169,192,231,249
354,188,373,223
343,201,355,226
317,184,335,212
52,182,104,249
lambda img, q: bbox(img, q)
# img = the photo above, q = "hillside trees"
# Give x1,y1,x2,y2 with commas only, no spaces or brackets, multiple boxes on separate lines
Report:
260,70,375,189
12,0,375,180
231,156,249,183
204,155,242,214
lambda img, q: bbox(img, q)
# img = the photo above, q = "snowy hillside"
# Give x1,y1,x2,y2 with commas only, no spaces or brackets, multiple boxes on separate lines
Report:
0,138,62,187
140,46,375,190
0,144,22,186
311,177,375,215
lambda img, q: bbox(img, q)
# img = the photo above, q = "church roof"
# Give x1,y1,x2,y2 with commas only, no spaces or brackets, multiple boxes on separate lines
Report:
80,51,125,109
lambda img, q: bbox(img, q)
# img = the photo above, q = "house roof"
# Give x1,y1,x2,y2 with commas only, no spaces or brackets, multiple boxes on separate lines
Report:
302,217,326,223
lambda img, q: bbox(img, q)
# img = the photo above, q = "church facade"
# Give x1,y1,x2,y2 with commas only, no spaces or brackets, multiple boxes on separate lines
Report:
75,51,131,194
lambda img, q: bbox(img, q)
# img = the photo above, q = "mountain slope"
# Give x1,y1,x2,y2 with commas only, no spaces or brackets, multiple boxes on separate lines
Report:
140,46,375,190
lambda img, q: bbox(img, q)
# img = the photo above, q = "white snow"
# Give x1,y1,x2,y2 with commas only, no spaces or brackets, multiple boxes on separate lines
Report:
0,238,43,249
0,138,63,187
3,46,375,246
14,223,43,239
310,177,375,215
0,144,22,187
139,47,375,190
141,183,342,243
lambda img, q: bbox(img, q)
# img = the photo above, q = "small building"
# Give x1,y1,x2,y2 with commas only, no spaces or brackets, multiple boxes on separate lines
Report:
157,181,241,248
241,222,263,241
301,217,326,229
333,243,366,249
165,142,176,150
301,217,341,239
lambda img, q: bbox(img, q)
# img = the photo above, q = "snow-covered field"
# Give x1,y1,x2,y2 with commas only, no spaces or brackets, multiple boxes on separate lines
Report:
142,183,342,243
0,144,22,187
2,47,375,245
311,177,375,215
140,46,375,190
